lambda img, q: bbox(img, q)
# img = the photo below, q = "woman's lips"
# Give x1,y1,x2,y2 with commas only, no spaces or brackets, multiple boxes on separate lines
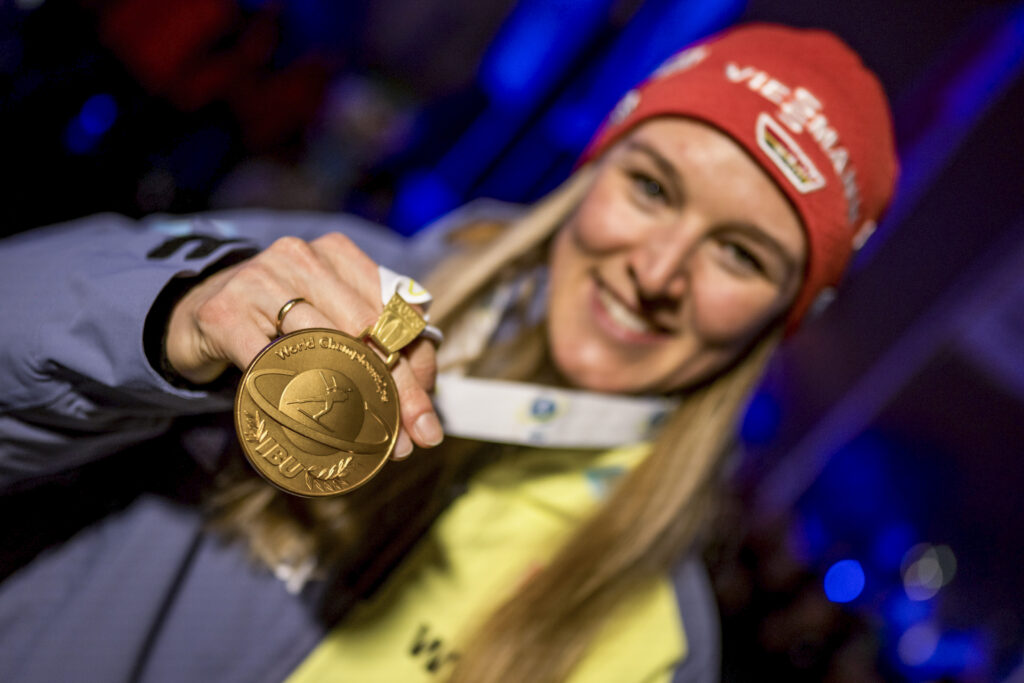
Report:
589,277,669,344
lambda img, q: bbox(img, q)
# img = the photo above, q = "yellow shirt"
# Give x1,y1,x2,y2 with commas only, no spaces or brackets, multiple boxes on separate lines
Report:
288,443,687,682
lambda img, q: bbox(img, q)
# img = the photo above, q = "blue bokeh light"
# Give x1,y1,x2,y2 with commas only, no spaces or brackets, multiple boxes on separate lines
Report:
480,0,610,107
795,513,829,560
78,94,117,136
390,171,460,235
482,10,558,99
802,431,898,533
873,521,917,571
64,120,95,155
884,593,933,633
926,631,988,675
64,93,118,154
824,558,865,603
543,0,746,149
740,391,782,445
896,626,990,679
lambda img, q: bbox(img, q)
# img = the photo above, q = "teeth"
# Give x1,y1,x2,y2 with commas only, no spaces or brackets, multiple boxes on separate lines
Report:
598,287,654,333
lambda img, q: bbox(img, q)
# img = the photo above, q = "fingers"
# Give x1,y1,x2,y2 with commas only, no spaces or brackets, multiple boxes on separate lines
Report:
404,339,438,393
191,258,303,372
274,296,442,458
309,232,383,305
274,298,329,336
394,429,414,460
269,235,383,338
302,234,444,453
167,263,276,384
390,348,443,453
165,232,445,456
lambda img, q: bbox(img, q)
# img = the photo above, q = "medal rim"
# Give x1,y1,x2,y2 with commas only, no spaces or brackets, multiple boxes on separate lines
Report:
233,327,400,498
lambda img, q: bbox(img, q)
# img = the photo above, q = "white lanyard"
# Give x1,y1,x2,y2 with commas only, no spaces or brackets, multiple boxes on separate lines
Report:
433,373,677,449
380,265,677,448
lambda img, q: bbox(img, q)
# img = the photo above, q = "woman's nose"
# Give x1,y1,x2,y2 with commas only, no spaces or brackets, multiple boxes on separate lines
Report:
627,217,698,301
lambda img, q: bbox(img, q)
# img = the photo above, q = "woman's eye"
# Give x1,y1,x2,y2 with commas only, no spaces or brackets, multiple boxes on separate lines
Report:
721,241,765,274
629,172,667,202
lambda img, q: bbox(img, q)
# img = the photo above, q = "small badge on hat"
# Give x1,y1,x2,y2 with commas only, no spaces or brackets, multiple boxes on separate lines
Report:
756,113,826,194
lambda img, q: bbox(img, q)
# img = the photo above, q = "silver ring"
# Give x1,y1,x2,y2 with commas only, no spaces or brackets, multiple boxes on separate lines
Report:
276,297,309,337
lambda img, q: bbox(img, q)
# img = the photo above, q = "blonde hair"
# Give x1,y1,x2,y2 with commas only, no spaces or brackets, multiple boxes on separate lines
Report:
447,334,777,682
212,166,782,676
424,168,780,681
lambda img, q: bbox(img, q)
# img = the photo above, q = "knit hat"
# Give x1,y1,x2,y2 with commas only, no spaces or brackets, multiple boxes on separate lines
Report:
579,23,899,329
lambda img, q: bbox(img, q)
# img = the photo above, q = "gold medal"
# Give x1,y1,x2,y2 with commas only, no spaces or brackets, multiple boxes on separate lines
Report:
234,294,426,497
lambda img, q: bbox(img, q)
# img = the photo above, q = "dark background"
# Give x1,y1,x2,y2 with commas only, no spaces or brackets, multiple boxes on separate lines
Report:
2,0,1023,680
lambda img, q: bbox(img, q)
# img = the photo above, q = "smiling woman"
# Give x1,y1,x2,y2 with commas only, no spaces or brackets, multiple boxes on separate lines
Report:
0,21,897,683
547,118,807,393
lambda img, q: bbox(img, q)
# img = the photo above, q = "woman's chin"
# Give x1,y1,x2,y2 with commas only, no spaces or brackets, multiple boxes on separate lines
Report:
551,345,637,394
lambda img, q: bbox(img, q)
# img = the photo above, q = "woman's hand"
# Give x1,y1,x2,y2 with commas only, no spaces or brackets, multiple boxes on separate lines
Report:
165,233,442,458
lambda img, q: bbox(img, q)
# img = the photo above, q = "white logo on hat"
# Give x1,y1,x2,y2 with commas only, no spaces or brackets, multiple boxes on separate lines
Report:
852,219,877,250
609,89,641,125
726,63,864,226
653,45,709,78
808,286,837,318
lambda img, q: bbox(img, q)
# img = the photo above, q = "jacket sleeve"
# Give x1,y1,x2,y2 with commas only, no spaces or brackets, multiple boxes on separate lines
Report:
0,209,424,488
668,558,722,683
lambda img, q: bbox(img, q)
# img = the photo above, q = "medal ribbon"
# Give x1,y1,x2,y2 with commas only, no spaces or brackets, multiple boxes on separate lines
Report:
378,265,443,345
432,374,678,449
378,266,676,448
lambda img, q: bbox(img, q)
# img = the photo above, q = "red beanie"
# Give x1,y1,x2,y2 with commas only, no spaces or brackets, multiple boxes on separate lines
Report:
579,23,899,329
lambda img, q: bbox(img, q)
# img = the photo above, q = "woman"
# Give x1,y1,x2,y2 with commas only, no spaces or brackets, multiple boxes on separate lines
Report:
0,23,896,683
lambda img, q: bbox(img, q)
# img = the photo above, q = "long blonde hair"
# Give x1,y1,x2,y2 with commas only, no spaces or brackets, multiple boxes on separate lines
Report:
212,166,781,675
421,169,781,681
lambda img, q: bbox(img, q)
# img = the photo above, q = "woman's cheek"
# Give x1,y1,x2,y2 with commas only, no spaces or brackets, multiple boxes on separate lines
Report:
571,184,639,251
690,272,774,343
547,315,607,390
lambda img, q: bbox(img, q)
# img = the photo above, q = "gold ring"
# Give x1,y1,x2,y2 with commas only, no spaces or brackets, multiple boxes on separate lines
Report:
276,297,309,337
